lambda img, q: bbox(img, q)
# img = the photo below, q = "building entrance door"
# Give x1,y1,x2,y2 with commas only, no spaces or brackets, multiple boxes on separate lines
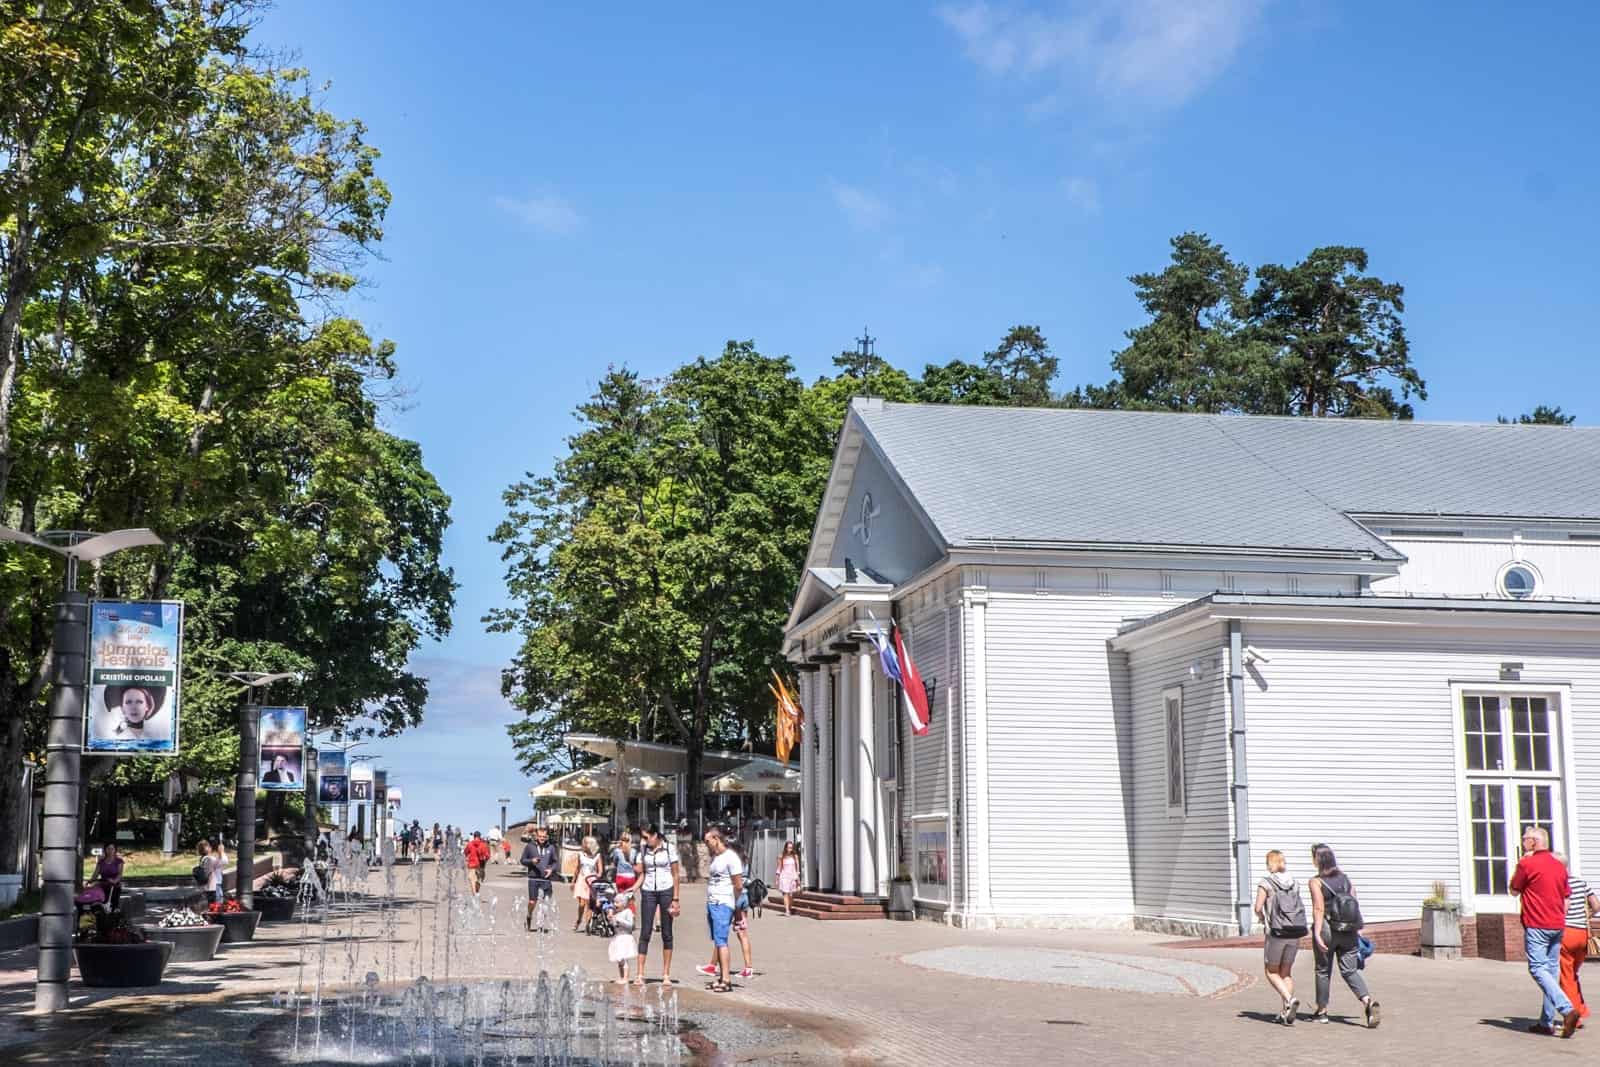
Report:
1461,692,1567,913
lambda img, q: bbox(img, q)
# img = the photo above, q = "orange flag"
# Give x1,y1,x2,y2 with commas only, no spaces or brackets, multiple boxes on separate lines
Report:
771,670,804,763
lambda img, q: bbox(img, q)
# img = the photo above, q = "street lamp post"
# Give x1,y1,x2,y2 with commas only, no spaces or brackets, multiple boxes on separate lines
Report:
225,671,300,910
0,526,163,1014
498,797,511,843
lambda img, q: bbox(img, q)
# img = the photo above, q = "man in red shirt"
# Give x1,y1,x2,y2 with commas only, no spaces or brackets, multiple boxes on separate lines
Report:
1510,826,1581,1038
465,831,492,895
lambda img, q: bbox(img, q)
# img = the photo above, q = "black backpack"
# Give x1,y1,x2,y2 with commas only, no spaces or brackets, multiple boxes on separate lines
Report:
1321,877,1364,933
192,863,207,886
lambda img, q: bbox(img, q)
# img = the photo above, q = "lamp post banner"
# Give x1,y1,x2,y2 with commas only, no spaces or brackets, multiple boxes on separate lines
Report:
84,600,183,754
351,779,372,801
259,707,307,792
318,750,347,803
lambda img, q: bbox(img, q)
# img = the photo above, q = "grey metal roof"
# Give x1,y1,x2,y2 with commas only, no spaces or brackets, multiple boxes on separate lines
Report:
1114,592,1600,641
853,402,1600,560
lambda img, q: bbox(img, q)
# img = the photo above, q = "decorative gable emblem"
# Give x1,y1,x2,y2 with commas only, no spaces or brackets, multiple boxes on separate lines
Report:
851,492,880,545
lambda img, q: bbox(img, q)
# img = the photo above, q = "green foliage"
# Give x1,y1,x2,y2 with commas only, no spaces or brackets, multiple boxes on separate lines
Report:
1096,234,1425,418
1498,406,1575,425
915,325,1060,407
0,1,454,871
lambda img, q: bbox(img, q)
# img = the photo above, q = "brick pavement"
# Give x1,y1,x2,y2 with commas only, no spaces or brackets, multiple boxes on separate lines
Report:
0,859,1592,1064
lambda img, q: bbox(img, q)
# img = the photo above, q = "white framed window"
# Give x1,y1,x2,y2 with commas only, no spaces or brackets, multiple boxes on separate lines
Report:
1496,560,1541,600
1452,683,1579,914
1163,686,1185,816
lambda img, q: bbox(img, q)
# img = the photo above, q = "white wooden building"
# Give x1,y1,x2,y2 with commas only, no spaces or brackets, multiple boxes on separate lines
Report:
783,399,1600,935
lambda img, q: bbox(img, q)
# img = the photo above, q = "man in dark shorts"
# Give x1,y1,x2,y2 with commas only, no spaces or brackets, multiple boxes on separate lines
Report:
521,826,560,932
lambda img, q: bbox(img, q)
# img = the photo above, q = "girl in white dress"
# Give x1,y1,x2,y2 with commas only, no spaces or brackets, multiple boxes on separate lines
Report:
608,889,637,984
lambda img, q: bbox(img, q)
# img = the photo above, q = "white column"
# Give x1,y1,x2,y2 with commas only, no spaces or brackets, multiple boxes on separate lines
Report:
856,647,880,898
965,588,992,920
816,665,835,892
799,669,818,888
835,653,857,895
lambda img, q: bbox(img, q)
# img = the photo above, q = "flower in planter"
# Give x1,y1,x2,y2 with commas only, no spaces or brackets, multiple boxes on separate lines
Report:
159,908,210,928
207,899,245,915
80,912,147,945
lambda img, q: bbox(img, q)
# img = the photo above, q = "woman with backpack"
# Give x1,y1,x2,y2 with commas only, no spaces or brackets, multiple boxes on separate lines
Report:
1254,849,1306,1025
1308,843,1380,1028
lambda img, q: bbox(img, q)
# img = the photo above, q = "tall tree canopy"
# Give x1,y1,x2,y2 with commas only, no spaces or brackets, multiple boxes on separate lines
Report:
1092,234,1425,418
0,1,453,867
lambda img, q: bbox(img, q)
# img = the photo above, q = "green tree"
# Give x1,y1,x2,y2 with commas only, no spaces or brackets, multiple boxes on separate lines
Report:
0,2,453,868
492,346,831,818
1249,246,1424,418
1498,406,1575,425
1105,233,1262,412
915,325,1060,407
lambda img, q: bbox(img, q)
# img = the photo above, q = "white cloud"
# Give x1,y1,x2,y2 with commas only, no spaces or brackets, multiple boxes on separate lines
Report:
827,179,889,230
494,192,583,235
1063,175,1100,215
937,0,1266,109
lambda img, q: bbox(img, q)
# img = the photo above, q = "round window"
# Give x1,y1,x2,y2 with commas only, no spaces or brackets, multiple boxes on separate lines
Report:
1498,563,1539,600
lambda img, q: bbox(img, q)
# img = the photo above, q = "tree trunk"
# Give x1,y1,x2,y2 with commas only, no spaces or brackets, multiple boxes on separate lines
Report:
0,701,29,875
684,730,704,834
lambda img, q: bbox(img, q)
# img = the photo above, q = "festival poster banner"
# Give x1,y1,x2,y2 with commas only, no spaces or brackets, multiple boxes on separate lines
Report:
374,769,388,806
317,750,348,803
85,600,184,754
259,707,307,792
351,779,372,802
387,785,403,809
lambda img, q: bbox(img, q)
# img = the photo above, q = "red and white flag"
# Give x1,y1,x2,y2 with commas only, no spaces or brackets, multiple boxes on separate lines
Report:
892,623,931,736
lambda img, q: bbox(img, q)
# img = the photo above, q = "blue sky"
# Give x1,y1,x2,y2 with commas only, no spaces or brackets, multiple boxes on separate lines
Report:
257,1,1600,831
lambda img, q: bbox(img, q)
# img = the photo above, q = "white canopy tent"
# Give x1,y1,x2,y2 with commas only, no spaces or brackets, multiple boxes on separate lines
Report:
529,759,676,801
703,756,800,795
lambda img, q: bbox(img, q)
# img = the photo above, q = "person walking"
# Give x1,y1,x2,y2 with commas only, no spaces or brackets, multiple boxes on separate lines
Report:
1254,849,1307,1025
197,839,224,905
488,823,503,864
432,822,443,857
464,830,492,894
572,835,602,933
774,841,801,917
609,889,638,985
635,823,681,987
1512,827,1581,1037
1556,854,1598,1028
699,827,743,993
1307,844,1380,1028
521,826,560,932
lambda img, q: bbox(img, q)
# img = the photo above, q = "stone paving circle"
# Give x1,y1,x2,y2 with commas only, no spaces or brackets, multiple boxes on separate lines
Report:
902,946,1243,997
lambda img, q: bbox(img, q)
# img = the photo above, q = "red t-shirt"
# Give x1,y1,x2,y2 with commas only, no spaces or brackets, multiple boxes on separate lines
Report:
1510,850,1570,930
465,839,491,869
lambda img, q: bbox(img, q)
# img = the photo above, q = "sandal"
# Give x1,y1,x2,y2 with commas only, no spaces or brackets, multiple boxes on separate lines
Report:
706,981,733,993
631,978,646,988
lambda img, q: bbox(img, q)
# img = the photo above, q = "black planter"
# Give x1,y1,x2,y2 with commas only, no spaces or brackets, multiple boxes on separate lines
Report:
213,909,261,942
140,923,224,962
257,896,296,922
75,941,173,987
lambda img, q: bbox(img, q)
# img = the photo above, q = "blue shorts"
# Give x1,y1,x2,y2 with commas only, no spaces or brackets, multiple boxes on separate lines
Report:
528,878,552,898
706,902,734,947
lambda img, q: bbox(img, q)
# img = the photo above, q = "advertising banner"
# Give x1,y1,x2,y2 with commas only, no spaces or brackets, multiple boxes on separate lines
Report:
317,749,348,803
85,600,184,754
351,779,372,802
259,706,307,792
374,769,388,806
387,785,403,809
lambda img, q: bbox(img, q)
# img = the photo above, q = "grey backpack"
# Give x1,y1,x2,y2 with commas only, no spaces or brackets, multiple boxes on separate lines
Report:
1265,880,1308,938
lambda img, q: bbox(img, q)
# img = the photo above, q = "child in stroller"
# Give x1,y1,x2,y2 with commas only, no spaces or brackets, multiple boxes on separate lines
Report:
586,872,618,937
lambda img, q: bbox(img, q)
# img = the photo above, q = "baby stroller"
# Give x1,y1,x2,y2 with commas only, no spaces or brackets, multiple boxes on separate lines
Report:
586,876,617,937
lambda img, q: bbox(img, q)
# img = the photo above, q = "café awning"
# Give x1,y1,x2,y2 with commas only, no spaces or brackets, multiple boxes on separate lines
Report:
563,734,752,777
704,756,800,795
530,759,676,800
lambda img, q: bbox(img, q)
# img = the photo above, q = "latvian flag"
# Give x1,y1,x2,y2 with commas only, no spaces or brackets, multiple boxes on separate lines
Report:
868,614,931,736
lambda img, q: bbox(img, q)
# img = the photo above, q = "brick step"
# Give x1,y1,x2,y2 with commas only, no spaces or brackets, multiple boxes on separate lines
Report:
792,891,869,906
791,904,887,921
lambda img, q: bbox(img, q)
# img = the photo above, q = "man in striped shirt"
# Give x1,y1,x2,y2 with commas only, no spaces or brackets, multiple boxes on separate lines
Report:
1556,854,1599,1030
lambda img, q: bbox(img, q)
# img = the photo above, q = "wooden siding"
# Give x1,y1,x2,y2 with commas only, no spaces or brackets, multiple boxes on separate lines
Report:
1126,624,1234,925
1374,530,1600,599
982,593,1146,915
905,604,952,818
1243,623,1600,922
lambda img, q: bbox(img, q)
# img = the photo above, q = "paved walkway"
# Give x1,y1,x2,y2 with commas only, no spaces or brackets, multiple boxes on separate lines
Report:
0,859,1592,1063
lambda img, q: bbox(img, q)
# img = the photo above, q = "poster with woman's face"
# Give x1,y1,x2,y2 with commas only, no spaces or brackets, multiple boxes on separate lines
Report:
85,601,183,754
